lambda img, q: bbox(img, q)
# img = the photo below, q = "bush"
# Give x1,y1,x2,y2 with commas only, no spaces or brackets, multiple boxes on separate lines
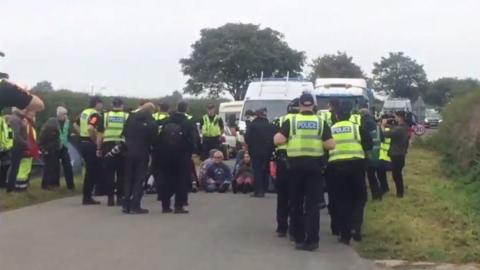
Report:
422,89,480,180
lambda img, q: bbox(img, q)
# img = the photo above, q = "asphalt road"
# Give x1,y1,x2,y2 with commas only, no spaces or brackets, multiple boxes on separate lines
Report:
0,193,378,270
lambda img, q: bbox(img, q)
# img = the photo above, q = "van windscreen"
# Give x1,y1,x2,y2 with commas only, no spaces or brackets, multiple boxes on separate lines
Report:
241,100,291,122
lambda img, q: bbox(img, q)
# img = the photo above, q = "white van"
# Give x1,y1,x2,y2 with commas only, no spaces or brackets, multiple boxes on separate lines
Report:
239,79,315,132
315,78,374,112
219,101,244,157
382,98,412,114
219,101,244,127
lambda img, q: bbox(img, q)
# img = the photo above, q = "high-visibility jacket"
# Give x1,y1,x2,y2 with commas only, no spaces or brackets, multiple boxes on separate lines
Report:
379,127,391,162
79,108,99,138
369,125,381,161
276,113,295,151
286,114,325,158
59,120,70,147
349,113,361,125
15,126,36,190
153,112,169,121
329,120,365,162
103,111,128,142
185,113,193,120
318,111,333,127
0,115,14,151
202,114,221,137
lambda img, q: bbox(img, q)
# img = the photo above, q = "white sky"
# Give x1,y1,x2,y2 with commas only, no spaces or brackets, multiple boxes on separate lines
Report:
1,0,479,98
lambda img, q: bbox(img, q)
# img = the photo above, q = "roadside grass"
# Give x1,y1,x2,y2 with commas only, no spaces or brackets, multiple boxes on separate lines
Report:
0,176,83,212
356,147,480,263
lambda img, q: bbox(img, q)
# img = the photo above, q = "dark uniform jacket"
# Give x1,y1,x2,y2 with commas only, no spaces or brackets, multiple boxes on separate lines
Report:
123,109,157,159
245,117,276,159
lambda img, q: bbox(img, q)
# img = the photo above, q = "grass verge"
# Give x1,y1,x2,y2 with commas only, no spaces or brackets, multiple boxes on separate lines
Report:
0,176,82,212
356,147,480,263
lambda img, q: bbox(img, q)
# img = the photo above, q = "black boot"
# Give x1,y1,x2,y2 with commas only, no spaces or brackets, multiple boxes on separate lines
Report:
122,199,131,213
107,195,115,207
116,196,123,206
174,206,189,214
130,205,149,214
82,197,101,205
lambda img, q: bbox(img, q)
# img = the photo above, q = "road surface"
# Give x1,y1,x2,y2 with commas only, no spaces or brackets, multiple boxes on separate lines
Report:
0,193,378,270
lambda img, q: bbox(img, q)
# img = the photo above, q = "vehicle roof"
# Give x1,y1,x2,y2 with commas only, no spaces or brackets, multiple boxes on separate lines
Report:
315,78,367,89
219,101,244,112
244,80,314,101
314,78,369,97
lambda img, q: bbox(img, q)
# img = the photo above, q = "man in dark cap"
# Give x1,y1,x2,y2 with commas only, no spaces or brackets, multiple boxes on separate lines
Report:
273,98,299,237
74,96,104,205
245,108,276,197
274,93,335,251
328,101,372,245
97,98,128,206
199,103,224,160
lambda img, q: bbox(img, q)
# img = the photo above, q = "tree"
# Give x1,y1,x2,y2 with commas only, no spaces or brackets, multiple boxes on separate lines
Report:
309,51,364,80
424,77,480,107
372,52,428,100
180,23,305,100
31,81,54,93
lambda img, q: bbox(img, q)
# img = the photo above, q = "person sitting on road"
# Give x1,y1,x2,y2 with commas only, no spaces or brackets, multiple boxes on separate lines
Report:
199,149,219,187
233,151,253,194
204,151,232,193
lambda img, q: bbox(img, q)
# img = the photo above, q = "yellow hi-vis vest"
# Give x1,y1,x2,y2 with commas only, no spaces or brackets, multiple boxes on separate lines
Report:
103,111,128,142
286,114,325,158
202,114,221,137
318,111,333,127
379,127,392,162
153,112,169,121
276,113,295,151
349,113,361,125
79,108,98,138
185,113,193,120
0,115,14,151
329,120,365,162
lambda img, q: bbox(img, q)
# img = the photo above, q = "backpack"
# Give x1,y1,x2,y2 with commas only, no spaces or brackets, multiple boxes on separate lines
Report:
162,122,184,147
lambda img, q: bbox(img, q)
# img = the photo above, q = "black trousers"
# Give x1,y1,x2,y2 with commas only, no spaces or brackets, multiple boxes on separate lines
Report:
124,155,149,207
325,165,340,235
0,151,10,188
202,136,220,160
377,161,390,193
331,160,367,241
275,158,290,233
79,140,101,200
252,155,270,196
41,147,74,189
158,154,190,209
391,155,406,197
289,167,323,244
103,142,125,198
7,147,23,190
367,166,382,200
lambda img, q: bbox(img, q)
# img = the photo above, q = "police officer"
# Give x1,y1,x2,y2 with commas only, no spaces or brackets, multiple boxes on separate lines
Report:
75,96,104,205
273,98,299,237
318,99,340,127
200,104,223,160
274,93,335,251
152,102,170,200
0,112,14,189
328,101,372,245
97,98,128,206
377,115,392,194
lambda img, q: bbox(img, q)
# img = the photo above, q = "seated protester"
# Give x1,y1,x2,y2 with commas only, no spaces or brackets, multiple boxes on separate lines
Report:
232,143,248,176
204,151,232,193
198,149,218,187
233,152,254,194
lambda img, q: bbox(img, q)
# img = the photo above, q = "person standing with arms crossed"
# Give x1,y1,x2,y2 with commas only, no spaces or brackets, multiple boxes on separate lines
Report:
274,93,335,251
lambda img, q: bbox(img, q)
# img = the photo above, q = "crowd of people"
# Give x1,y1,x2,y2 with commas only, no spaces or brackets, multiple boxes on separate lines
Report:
0,78,411,252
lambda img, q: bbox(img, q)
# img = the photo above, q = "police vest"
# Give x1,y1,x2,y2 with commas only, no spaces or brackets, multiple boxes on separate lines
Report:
276,114,295,151
329,121,365,162
286,114,325,158
153,112,169,121
349,113,361,125
202,114,221,137
0,115,14,152
59,120,70,147
318,111,333,127
379,127,391,162
103,111,128,142
79,108,98,138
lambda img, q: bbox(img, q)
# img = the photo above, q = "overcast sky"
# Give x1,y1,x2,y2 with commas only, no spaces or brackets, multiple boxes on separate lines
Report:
1,0,479,98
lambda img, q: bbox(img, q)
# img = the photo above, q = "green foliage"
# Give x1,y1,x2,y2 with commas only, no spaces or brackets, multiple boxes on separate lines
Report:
424,77,480,107
31,81,54,92
309,51,364,80
31,82,228,128
180,23,305,100
372,52,428,100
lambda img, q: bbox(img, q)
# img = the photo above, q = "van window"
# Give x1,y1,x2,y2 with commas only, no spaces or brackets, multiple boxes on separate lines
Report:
241,100,290,122
316,96,367,111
